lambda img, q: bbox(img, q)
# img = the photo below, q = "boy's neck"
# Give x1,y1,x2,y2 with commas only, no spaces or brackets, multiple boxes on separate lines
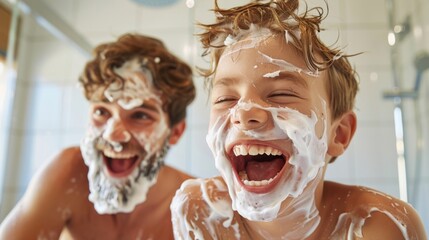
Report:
242,179,326,240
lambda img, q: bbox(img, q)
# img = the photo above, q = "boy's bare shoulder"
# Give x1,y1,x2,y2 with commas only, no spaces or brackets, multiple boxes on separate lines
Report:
323,181,426,239
174,176,228,198
171,176,231,215
171,177,249,239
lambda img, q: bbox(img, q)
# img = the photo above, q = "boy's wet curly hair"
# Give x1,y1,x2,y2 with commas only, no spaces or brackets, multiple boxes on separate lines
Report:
198,0,358,120
79,34,195,126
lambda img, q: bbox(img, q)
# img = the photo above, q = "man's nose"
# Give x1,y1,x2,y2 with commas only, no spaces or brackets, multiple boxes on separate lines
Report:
231,107,269,130
102,118,131,143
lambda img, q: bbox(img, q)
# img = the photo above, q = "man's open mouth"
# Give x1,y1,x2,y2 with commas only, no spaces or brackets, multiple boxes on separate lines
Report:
102,151,140,178
230,144,288,193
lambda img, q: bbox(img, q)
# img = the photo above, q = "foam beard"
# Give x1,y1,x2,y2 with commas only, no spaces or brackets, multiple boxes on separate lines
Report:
80,127,169,214
206,101,328,226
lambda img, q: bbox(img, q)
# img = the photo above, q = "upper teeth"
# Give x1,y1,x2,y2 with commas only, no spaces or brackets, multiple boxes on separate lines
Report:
233,145,282,156
103,149,135,159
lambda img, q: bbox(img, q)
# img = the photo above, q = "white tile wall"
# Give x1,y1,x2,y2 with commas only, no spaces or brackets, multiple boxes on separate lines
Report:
352,122,399,180
62,84,90,131
355,70,397,123
1,0,428,230
188,127,217,178
165,128,191,174
27,83,64,132
344,0,388,26
75,0,140,35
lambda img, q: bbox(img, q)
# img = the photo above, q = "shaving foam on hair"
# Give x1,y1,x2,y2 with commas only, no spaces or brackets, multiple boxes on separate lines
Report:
103,57,162,109
219,26,272,61
259,51,319,77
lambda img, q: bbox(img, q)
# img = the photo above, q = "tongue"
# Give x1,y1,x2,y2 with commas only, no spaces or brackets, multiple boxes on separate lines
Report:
246,157,284,181
109,158,135,173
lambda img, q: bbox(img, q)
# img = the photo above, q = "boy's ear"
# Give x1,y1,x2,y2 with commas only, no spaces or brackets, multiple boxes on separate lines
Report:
327,111,357,157
169,120,186,145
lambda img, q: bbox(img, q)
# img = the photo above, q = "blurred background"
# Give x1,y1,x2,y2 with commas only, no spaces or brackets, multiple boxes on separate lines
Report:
0,0,428,232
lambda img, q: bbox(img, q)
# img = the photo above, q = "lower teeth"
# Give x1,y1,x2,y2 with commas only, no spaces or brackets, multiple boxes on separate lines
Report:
239,171,275,186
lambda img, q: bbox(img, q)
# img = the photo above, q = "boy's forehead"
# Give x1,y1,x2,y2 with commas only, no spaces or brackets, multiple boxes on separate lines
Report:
216,35,319,85
221,34,309,71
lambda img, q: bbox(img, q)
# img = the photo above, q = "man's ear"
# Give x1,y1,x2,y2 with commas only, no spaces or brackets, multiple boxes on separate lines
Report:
169,120,186,145
327,111,357,157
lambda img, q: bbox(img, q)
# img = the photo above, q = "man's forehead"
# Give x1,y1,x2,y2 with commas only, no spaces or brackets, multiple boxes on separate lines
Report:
89,75,164,111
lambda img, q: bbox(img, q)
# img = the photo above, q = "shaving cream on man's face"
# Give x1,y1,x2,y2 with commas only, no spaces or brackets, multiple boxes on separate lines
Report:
81,58,171,214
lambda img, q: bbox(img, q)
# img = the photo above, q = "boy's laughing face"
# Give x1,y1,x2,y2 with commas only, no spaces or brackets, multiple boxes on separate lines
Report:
207,34,336,222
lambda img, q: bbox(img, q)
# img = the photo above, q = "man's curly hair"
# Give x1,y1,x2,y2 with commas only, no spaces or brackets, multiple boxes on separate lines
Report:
79,34,195,126
198,0,358,120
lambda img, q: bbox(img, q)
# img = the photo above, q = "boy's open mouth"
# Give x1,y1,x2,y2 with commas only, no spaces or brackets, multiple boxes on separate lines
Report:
230,144,287,193
102,151,140,178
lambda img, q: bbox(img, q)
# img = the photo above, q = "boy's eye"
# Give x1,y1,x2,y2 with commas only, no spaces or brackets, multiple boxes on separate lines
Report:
268,91,302,100
213,96,237,105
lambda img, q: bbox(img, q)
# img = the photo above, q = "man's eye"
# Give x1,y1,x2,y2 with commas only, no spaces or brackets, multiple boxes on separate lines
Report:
131,112,150,120
94,108,108,117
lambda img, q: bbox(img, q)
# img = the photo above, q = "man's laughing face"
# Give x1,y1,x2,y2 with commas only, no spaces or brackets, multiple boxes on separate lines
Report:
80,58,171,214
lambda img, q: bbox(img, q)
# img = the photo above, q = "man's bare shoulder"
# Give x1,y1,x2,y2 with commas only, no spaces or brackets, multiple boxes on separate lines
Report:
21,146,89,208
0,147,88,239
50,146,85,169
323,181,427,240
162,165,193,184
33,146,87,187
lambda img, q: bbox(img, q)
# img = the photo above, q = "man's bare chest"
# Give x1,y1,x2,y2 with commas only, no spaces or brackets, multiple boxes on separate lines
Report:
62,206,173,240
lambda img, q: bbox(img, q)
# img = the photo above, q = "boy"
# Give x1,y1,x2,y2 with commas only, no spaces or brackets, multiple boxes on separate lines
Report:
171,1,427,239
0,34,195,239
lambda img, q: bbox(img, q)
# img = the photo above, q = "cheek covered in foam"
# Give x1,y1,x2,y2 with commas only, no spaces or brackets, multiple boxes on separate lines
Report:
206,101,328,223
106,57,170,157
80,121,170,214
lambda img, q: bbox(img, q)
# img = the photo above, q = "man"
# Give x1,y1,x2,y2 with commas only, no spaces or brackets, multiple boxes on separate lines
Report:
170,0,427,239
0,33,195,239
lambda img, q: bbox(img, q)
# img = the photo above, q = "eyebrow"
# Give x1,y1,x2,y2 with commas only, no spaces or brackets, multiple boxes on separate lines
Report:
136,102,162,113
213,77,240,87
267,71,309,89
213,71,309,89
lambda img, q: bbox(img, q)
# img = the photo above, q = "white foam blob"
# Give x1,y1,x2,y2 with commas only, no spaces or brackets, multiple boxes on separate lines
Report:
171,178,241,239
330,207,410,240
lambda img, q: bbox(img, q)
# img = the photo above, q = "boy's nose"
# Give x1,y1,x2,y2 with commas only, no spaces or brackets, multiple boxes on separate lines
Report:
231,107,269,130
102,118,131,143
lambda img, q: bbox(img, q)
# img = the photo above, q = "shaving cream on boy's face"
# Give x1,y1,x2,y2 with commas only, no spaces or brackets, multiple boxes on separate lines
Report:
207,34,331,225
80,58,171,214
